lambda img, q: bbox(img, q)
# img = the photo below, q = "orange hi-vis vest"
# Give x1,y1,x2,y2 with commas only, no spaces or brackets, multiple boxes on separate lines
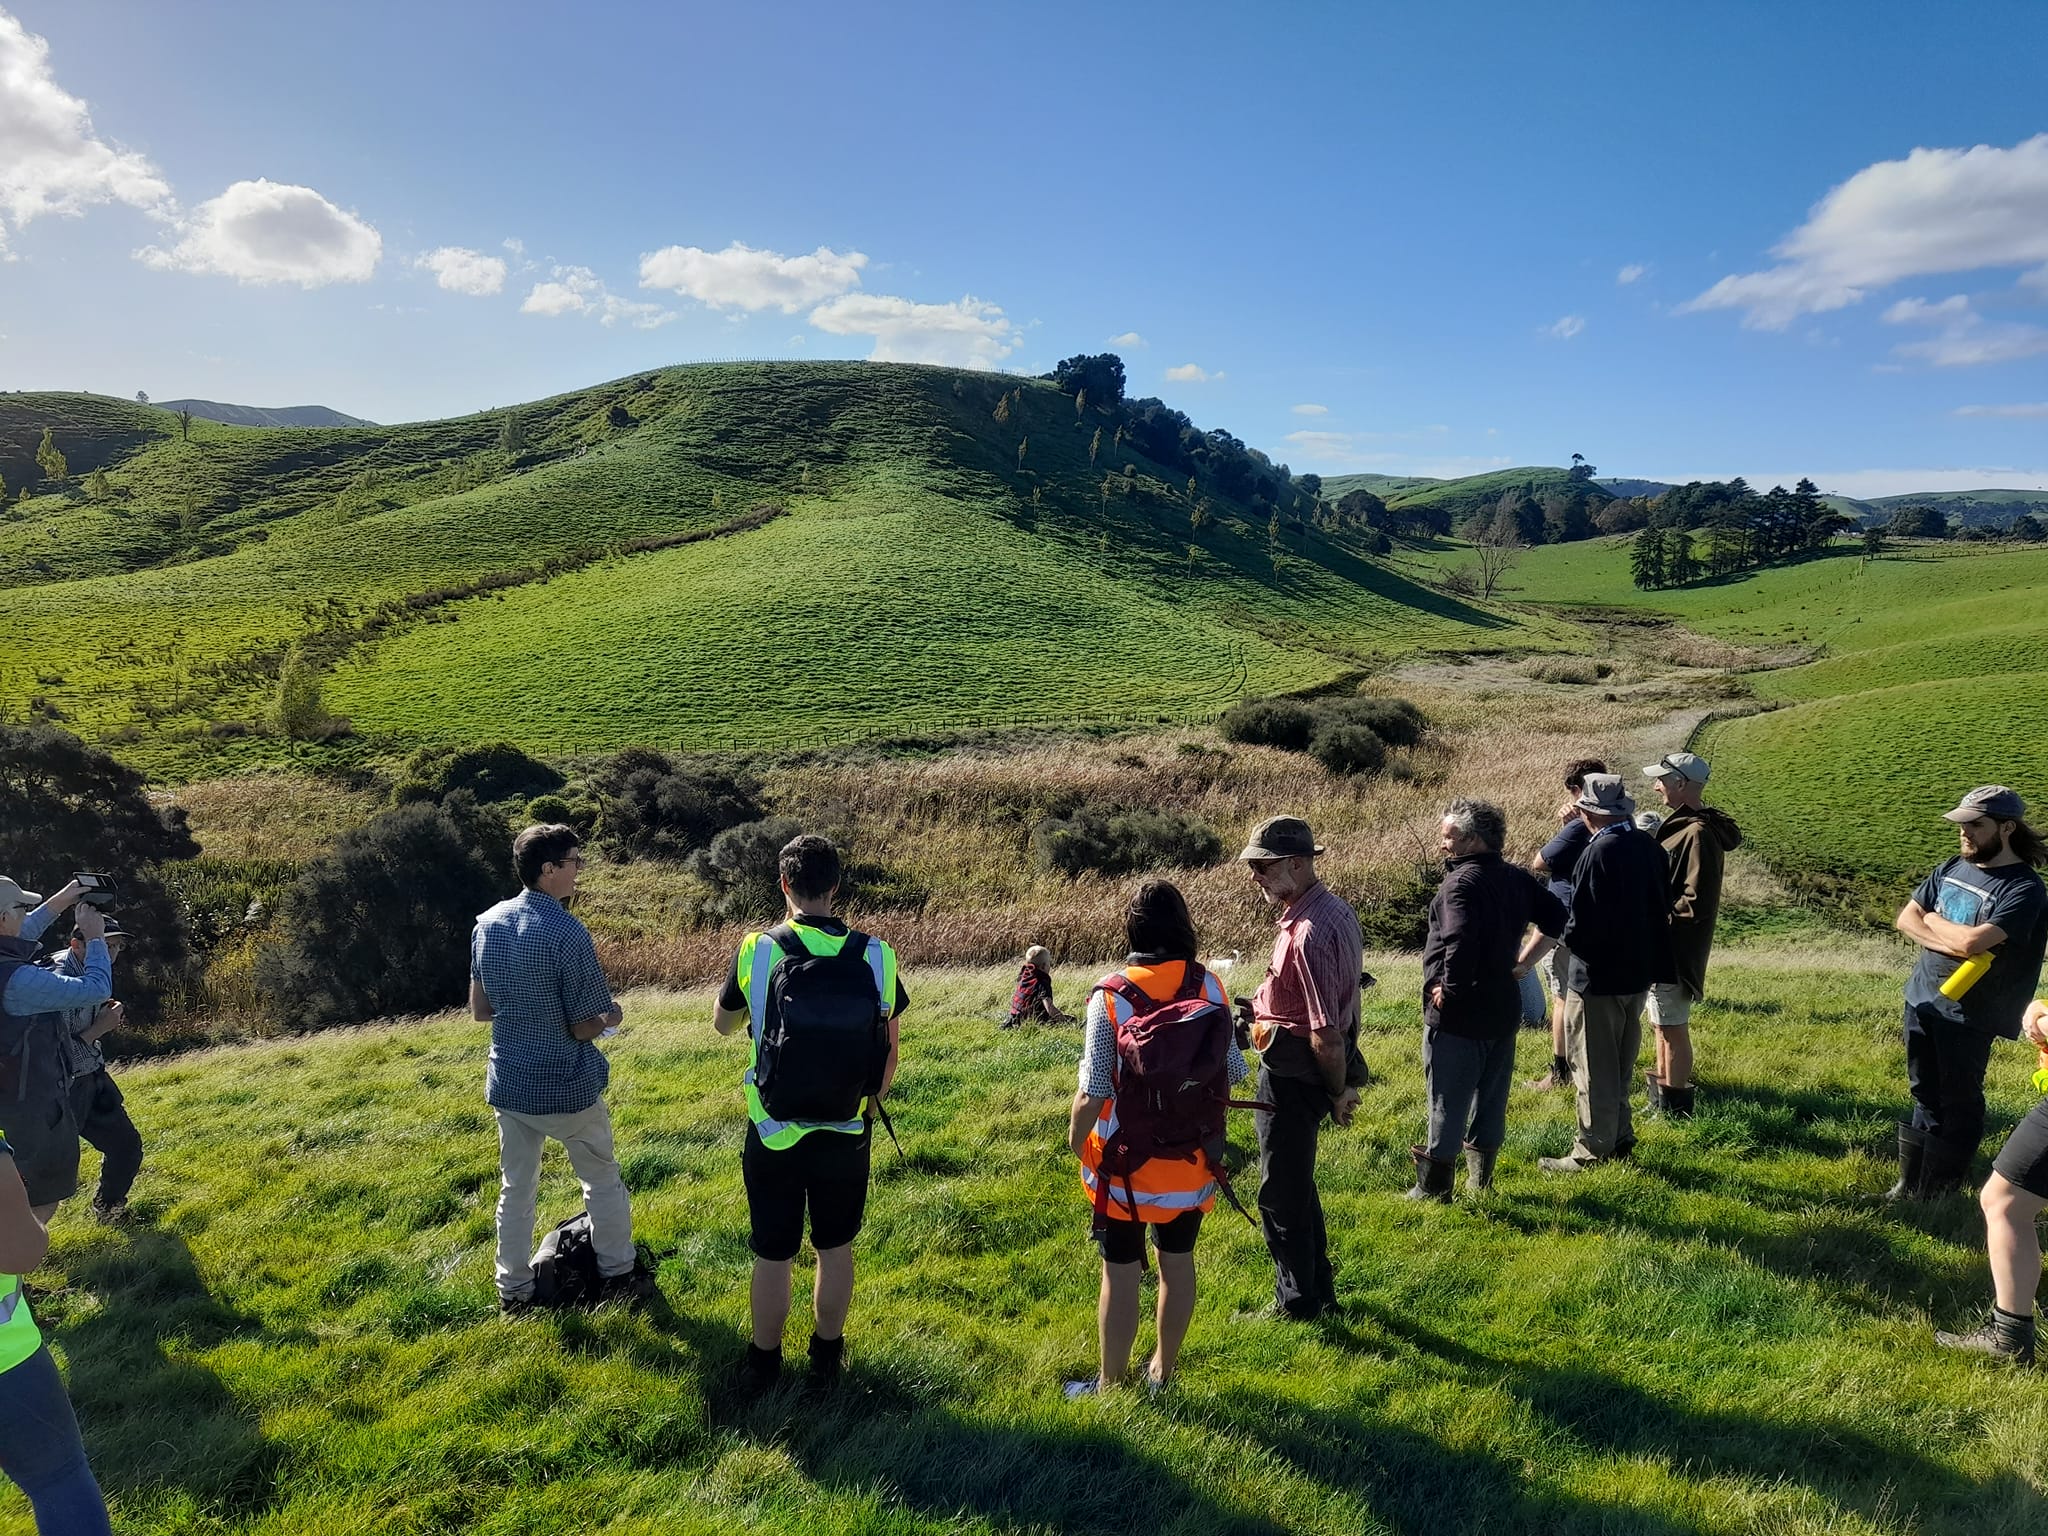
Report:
1078,960,1230,1223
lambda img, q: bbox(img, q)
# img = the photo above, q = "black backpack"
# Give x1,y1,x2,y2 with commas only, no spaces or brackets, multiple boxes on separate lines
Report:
754,923,889,1123
529,1212,602,1308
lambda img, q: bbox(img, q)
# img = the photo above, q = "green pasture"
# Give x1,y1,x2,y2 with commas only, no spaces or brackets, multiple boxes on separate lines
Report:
14,950,2048,1535
0,365,1549,776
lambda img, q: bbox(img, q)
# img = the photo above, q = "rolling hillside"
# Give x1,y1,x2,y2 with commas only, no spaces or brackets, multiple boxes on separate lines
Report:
1323,466,1611,524
0,365,1564,776
1445,536,2048,902
156,400,376,429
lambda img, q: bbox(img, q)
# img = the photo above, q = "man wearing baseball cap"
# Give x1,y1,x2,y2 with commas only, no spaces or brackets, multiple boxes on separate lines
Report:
1236,815,1367,1321
0,878,113,1220
1890,787,2048,1200
1640,752,1742,1118
1539,775,1675,1174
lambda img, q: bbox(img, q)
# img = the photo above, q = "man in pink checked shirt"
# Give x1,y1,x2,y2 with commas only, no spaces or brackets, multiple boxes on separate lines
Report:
1236,816,1370,1322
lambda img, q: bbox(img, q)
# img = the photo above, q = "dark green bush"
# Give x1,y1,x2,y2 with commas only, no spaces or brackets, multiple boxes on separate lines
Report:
391,741,562,806
1316,696,1426,748
256,795,516,1029
685,816,804,925
1220,697,1316,750
1030,807,1224,878
1308,723,1386,777
586,749,761,861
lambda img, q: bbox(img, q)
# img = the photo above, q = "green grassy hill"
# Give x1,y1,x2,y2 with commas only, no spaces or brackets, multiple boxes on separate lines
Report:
0,366,1559,776
1439,536,2048,900
16,954,2048,1536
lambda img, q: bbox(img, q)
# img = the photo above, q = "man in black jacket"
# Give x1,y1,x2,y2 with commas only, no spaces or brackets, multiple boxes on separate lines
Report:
1410,800,1567,1199
1540,774,1675,1174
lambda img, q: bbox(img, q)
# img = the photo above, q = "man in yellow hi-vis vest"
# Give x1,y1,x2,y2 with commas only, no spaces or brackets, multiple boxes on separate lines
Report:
713,833,905,1393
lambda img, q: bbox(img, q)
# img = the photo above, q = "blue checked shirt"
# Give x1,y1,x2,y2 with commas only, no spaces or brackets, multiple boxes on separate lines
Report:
471,890,615,1116
1,901,110,1020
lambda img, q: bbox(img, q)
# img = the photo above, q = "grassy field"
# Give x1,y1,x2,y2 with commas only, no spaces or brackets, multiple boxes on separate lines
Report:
13,950,2048,1536
0,367,1560,778
1390,536,2048,899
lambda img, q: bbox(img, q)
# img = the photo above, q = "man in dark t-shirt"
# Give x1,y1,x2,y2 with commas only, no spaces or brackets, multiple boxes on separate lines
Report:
1890,786,2048,1200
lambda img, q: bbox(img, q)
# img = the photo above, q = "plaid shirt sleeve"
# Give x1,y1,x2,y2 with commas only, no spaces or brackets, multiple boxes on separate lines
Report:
554,919,614,1025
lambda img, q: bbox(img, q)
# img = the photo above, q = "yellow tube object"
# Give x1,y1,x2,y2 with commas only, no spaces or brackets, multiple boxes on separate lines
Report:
1938,951,1994,1001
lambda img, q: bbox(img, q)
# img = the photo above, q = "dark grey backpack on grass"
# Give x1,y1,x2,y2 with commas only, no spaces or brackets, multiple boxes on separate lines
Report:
529,1212,602,1308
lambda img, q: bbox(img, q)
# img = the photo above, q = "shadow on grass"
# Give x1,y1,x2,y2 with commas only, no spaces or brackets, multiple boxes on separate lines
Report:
1361,1310,2041,1536
56,1229,279,1513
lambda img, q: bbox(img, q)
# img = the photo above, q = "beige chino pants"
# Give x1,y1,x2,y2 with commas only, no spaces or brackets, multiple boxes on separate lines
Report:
1564,990,1647,1161
493,1100,635,1300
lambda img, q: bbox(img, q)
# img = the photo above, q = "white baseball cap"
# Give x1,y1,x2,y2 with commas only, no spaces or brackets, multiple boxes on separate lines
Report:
0,876,45,911
1643,751,1710,785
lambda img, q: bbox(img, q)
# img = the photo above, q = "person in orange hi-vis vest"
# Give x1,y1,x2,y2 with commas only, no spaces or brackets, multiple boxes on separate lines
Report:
1065,881,1249,1399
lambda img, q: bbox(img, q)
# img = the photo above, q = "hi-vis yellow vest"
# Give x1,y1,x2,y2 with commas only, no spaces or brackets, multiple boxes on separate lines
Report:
737,920,897,1151
0,1138,41,1373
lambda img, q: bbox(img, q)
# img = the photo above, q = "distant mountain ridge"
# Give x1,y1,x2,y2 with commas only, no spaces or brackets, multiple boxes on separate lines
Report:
158,399,375,429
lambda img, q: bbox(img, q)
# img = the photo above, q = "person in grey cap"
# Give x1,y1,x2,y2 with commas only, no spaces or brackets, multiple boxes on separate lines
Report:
1539,775,1674,1174
1889,786,2048,1200
1235,815,1366,1320
1641,751,1742,1118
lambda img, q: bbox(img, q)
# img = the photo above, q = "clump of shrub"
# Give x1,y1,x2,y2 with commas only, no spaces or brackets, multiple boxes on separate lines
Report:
1220,693,1427,776
1221,697,1315,750
1524,657,1613,685
255,792,515,1029
684,816,803,926
1030,806,1224,878
585,749,762,861
525,793,595,835
392,741,562,806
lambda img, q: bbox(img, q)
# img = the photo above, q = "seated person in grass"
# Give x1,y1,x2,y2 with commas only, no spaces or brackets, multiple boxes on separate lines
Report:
1067,881,1247,1397
1004,945,1074,1028
1938,997,2048,1365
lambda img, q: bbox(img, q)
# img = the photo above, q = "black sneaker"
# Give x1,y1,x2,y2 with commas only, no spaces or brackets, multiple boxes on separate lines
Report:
739,1342,783,1395
600,1263,657,1307
499,1292,537,1318
807,1332,846,1389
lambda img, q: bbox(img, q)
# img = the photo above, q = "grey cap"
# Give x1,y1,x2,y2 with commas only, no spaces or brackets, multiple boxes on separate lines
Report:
1574,773,1637,818
1643,751,1710,785
1943,785,2026,824
1238,815,1324,861
0,876,43,911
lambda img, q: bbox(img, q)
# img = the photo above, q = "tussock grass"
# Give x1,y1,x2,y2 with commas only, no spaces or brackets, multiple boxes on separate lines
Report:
15,952,2048,1534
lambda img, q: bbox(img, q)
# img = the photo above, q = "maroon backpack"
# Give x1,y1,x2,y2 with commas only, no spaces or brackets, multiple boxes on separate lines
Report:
1090,963,1269,1228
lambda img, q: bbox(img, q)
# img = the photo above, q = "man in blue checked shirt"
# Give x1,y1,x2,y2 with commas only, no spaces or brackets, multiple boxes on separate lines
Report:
470,825,645,1312
1,876,112,1220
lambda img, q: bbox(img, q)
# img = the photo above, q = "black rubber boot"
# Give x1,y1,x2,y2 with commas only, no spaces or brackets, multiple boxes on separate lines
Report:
1884,1122,1927,1201
807,1332,845,1389
1936,1305,2036,1365
1663,1084,1696,1120
1402,1145,1455,1203
1462,1142,1497,1193
1917,1133,1973,1198
1643,1071,1666,1113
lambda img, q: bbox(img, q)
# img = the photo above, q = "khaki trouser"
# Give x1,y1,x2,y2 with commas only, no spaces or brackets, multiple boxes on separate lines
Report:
1565,990,1647,1160
493,1100,635,1300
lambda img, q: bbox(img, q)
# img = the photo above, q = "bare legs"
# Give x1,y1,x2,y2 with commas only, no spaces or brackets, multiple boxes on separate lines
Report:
1982,1173,2047,1315
1096,1251,1199,1388
751,1243,855,1350
1656,1025,1694,1092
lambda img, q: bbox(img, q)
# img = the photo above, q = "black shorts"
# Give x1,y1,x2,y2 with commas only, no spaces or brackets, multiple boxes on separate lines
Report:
1993,1100,2048,1199
743,1121,872,1262
1094,1208,1203,1266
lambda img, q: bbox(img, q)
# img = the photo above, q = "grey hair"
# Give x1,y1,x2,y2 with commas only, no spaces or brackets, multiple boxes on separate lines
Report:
1443,797,1507,852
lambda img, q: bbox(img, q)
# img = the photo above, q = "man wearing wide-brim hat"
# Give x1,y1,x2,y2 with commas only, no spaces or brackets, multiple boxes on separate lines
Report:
1235,816,1368,1321
1538,775,1675,1174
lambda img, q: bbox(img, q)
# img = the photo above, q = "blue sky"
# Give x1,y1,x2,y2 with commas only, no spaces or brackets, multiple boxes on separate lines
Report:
4,0,2047,496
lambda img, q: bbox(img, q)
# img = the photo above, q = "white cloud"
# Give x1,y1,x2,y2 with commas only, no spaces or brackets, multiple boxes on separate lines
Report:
1882,294,1971,324
1955,402,2048,419
136,179,379,286
1877,292,2048,367
1545,314,1586,339
1617,263,1647,285
0,10,171,255
1108,331,1147,348
418,245,506,296
520,264,673,328
807,292,1017,367
639,241,866,312
503,236,525,256
1290,403,1329,416
1165,362,1222,383
1681,135,2048,329
1280,429,1508,476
